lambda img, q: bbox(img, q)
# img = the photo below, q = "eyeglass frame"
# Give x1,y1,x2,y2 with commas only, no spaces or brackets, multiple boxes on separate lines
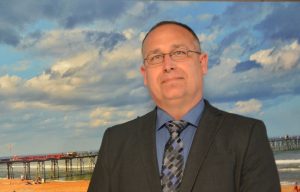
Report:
144,47,202,67
143,48,202,67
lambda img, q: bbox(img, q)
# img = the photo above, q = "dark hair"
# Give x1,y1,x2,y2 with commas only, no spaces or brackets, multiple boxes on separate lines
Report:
142,21,201,51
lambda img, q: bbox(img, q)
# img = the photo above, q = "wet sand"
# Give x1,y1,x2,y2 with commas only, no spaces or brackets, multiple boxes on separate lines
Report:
0,179,294,192
281,184,297,192
0,179,89,192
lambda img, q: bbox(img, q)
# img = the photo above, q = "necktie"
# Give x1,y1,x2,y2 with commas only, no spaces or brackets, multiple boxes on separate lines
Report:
161,120,188,192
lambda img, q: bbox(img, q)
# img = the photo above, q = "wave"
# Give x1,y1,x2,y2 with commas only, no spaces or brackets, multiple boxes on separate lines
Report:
278,167,300,172
281,181,298,185
276,159,300,165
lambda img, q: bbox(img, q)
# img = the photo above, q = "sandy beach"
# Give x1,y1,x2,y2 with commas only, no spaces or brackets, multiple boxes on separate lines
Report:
0,179,89,192
281,184,297,192
0,179,295,192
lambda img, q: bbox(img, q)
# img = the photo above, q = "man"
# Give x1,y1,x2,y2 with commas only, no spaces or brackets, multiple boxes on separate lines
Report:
88,21,280,192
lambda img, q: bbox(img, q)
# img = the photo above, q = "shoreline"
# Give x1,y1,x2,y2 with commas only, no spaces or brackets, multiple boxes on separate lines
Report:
281,184,296,192
0,178,295,192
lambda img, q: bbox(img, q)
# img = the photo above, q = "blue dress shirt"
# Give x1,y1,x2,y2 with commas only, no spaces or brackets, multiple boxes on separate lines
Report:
156,99,205,174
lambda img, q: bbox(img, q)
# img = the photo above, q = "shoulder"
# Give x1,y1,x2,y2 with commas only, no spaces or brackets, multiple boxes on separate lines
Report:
205,99,264,127
204,100,267,145
204,100,270,160
102,109,155,142
99,109,156,164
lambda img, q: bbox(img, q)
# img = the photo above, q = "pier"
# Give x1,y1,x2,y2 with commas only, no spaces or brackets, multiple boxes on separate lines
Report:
1,135,300,181
269,135,300,152
0,151,98,181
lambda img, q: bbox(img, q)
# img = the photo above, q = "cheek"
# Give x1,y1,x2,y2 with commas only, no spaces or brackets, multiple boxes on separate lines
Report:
186,66,203,85
145,71,159,88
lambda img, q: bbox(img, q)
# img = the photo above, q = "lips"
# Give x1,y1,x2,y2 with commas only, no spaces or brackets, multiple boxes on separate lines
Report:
161,77,184,84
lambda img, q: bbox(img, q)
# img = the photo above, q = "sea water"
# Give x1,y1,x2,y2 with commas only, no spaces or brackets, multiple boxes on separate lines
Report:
275,150,300,185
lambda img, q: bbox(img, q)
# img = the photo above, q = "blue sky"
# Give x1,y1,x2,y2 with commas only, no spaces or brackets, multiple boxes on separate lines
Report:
0,1,299,156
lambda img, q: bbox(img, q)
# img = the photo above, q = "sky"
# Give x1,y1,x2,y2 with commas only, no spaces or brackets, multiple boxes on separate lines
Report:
0,1,299,157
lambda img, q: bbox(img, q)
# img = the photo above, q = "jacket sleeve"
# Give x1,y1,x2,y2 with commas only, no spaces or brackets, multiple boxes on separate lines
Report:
88,129,111,192
240,120,281,192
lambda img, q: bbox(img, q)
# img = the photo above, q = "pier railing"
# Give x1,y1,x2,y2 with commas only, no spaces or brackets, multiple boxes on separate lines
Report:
0,151,98,181
269,135,300,152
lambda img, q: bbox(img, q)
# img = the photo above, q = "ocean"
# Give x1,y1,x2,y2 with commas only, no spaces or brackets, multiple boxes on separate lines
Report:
275,150,300,185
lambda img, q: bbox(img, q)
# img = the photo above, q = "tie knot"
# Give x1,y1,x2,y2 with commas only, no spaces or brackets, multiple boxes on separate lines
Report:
165,120,188,134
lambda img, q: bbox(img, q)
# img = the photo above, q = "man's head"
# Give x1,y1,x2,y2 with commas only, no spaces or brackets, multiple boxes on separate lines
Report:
142,21,201,53
140,21,208,117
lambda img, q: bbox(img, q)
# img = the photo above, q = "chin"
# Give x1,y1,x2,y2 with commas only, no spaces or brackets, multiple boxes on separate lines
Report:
162,93,185,100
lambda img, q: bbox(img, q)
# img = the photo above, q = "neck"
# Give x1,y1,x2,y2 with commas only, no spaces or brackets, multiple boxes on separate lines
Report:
158,97,202,120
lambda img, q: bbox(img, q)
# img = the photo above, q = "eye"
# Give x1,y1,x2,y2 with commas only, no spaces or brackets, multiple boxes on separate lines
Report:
172,50,187,57
149,54,163,62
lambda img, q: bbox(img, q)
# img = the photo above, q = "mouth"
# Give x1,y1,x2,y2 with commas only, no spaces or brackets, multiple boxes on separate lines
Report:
161,77,184,84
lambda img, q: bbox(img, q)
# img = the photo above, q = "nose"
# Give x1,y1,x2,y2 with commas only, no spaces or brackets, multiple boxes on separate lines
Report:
162,54,176,73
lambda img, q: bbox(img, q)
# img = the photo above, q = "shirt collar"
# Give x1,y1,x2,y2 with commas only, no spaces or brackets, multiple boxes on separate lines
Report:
156,99,205,131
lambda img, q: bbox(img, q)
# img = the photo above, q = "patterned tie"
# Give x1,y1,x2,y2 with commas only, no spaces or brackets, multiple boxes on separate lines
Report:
161,120,188,192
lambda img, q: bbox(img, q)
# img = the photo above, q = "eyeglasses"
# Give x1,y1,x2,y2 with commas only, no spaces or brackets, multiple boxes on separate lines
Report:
144,48,201,67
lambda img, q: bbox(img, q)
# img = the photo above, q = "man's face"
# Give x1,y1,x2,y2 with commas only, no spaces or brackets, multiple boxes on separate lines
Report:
141,24,208,108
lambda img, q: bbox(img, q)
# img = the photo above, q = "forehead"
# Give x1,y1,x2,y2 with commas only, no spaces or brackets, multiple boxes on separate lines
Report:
143,24,197,55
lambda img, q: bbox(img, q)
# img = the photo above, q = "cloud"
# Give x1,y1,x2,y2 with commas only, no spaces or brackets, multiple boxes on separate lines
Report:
124,2,159,22
126,70,140,79
60,1,129,28
89,107,116,128
122,28,135,40
204,3,276,67
210,3,272,29
201,3,300,103
0,1,130,46
206,27,258,68
85,31,126,51
100,41,141,68
0,1,129,27
0,75,23,92
0,25,20,46
250,40,300,71
230,98,263,114
89,105,142,128
0,26,146,113
197,14,213,21
204,40,300,102
9,101,75,111
26,59,84,97
255,3,300,42
198,28,219,45
0,1,52,46
20,28,126,59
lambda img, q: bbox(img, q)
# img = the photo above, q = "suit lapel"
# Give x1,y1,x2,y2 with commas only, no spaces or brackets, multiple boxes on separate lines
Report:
180,101,224,192
138,109,162,192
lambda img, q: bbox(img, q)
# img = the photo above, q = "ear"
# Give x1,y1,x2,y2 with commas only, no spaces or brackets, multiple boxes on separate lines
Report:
140,65,148,86
199,53,208,75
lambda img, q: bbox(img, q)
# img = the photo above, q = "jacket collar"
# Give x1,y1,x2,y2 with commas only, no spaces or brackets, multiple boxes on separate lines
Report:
138,100,224,192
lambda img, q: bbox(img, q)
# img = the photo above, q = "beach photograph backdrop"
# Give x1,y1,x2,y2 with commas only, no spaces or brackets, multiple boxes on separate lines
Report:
0,1,299,189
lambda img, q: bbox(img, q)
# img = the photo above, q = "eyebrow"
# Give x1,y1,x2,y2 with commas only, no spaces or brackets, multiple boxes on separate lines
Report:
146,44,188,56
171,44,188,49
147,49,162,56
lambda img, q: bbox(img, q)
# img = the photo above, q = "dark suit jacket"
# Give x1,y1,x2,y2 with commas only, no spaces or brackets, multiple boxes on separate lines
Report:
88,101,280,192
